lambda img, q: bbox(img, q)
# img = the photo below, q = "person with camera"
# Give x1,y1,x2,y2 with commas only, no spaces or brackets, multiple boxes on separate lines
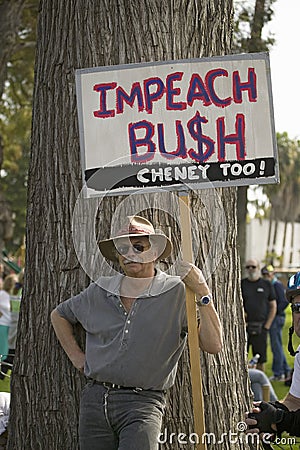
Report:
245,272,300,439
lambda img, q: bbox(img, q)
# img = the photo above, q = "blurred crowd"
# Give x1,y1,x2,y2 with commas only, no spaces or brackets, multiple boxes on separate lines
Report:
0,263,23,379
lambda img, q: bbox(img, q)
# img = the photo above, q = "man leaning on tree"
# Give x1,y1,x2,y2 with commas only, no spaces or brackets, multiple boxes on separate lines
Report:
51,215,222,450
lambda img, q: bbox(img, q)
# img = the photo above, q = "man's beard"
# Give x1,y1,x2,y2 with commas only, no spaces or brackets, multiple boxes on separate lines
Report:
248,271,258,281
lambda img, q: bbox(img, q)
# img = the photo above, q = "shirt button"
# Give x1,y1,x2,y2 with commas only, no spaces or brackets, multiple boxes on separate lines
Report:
125,330,129,333
127,320,131,324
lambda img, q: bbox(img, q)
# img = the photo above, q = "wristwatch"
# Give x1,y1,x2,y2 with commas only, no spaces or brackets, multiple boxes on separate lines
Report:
196,293,212,306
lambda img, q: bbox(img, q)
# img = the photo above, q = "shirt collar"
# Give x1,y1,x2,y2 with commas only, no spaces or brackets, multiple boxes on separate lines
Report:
98,269,179,298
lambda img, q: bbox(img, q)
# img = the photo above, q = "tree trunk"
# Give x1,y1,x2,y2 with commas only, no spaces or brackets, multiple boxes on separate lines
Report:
8,1,252,449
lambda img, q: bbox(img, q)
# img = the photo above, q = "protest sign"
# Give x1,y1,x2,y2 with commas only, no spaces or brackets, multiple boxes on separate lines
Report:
75,54,278,449
76,52,278,197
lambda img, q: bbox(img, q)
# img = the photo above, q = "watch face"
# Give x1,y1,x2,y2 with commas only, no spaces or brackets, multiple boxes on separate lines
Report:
201,295,210,305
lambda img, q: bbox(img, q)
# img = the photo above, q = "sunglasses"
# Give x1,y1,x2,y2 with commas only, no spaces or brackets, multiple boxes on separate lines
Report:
116,243,150,255
246,265,257,269
291,303,300,313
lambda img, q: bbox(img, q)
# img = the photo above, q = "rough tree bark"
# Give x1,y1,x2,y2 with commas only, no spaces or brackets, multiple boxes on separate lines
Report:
8,1,252,449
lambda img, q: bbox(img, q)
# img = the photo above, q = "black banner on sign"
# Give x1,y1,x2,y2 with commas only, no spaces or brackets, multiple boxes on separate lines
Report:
85,158,276,193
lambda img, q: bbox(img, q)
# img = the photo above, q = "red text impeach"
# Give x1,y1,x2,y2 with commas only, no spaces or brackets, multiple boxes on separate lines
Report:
93,67,257,118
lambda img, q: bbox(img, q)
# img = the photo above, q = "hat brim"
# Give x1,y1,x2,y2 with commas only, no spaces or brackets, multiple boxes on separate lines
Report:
99,233,172,262
286,288,300,301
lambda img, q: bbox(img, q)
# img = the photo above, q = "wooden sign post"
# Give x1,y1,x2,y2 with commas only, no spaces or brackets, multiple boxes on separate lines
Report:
179,192,207,450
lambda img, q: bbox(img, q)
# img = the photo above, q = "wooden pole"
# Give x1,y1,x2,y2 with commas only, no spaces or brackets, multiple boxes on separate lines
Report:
179,192,207,450
262,385,270,402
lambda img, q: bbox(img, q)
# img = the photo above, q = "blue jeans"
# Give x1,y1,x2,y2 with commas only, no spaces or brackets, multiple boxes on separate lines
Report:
79,381,166,450
269,315,290,377
249,368,277,401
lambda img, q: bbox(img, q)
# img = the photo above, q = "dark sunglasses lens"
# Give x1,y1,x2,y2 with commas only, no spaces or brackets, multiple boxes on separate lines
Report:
117,244,147,255
132,244,145,253
291,303,300,313
246,265,256,269
117,245,130,255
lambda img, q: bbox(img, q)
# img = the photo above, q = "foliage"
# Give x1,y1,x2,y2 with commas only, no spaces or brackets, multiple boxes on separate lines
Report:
233,2,300,228
232,0,276,52
233,0,277,266
263,133,300,222
0,1,37,252
246,133,300,223
2,0,299,258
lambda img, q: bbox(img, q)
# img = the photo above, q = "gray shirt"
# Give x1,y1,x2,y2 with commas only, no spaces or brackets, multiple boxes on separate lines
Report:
56,269,188,390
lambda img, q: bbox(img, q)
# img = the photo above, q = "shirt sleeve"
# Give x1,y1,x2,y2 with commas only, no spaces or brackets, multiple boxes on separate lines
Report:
277,408,300,437
274,281,289,314
290,347,300,398
268,281,276,302
55,284,93,325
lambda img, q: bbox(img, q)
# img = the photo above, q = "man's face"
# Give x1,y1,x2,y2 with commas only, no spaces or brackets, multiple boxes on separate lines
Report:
262,272,270,280
115,236,157,278
245,259,260,281
292,294,300,337
262,271,274,281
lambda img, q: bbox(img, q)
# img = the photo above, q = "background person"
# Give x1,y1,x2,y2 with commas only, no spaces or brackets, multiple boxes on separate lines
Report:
51,215,222,450
242,259,277,372
261,265,291,381
248,354,277,402
0,271,23,380
0,275,16,361
249,368,278,402
0,391,10,447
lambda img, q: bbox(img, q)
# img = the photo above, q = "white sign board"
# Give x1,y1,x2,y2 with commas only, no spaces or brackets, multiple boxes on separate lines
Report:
75,52,279,196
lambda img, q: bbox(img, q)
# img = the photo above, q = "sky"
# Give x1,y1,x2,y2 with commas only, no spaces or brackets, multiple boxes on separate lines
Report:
267,0,300,139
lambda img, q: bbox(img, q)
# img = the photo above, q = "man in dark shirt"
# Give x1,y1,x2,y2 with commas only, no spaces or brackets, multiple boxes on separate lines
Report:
241,259,276,371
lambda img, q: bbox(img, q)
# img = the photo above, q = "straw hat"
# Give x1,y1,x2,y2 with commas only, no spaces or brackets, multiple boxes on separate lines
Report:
99,215,172,262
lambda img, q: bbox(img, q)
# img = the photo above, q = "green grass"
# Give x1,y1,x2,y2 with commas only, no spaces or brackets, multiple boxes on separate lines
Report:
0,370,11,393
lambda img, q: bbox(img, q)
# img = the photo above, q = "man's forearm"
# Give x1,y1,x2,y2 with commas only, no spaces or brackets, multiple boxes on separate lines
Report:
264,301,277,329
282,393,300,411
50,309,85,371
177,261,222,354
276,409,300,437
197,301,223,354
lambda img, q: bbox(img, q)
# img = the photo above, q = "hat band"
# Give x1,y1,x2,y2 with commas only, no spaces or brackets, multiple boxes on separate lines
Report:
117,226,154,236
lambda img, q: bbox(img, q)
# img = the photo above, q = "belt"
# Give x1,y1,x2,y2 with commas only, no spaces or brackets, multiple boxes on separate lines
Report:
90,380,165,394
94,381,143,391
